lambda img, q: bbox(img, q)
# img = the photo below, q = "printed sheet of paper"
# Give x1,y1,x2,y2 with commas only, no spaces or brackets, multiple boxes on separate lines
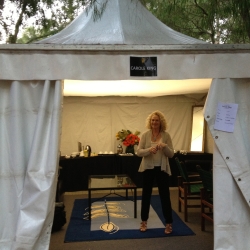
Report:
214,102,238,132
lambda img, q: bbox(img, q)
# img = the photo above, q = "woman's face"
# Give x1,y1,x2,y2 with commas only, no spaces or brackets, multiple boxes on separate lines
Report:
150,114,161,130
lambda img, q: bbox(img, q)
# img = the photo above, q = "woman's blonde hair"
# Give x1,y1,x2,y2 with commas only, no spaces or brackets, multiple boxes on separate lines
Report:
145,110,168,131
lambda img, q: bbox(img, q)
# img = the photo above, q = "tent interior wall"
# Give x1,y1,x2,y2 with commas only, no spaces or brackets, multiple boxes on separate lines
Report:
60,94,213,156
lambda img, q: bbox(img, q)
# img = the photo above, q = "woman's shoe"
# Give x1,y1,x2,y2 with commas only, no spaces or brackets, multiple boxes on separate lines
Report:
140,221,147,232
165,224,172,234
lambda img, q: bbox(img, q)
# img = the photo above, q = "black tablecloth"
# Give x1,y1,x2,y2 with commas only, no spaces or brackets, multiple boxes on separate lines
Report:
59,153,212,192
59,155,118,192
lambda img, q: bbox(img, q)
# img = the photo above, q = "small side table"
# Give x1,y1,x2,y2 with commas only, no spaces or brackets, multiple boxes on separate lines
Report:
88,174,137,220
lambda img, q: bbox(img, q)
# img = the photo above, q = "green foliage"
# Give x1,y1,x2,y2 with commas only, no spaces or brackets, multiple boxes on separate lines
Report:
1,0,250,44
1,0,54,43
85,0,108,21
0,0,110,43
141,0,250,44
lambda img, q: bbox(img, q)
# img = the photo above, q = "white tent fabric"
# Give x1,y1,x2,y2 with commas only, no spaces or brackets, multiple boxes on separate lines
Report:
1,47,250,81
36,0,206,45
204,78,250,250
0,80,62,250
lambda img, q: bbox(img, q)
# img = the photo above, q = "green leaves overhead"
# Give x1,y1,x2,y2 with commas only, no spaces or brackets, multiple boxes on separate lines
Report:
141,0,250,44
1,0,106,43
1,0,250,44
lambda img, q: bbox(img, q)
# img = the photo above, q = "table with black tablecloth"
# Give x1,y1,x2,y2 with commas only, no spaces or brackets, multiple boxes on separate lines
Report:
59,156,118,192
58,153,212,192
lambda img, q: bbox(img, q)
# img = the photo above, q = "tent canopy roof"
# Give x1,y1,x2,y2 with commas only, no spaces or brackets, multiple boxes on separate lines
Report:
34,0,209,97
36,0,206,45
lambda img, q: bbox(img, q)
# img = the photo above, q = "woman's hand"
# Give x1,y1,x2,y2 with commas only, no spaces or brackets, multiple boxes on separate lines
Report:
157,143,167,150
149,143,167,154
149,146,158,154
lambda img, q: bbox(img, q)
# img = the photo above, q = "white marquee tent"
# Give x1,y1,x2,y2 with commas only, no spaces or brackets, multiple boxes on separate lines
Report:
1,0,250,249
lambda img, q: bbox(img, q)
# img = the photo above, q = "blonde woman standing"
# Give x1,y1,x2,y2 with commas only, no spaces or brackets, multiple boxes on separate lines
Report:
137,110,174,234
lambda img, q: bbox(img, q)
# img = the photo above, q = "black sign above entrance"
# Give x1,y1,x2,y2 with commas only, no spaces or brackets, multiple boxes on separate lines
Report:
130,57,157,77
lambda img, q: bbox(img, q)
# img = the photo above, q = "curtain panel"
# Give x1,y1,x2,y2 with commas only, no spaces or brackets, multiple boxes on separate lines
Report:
205,78,250,250
0,80,62,250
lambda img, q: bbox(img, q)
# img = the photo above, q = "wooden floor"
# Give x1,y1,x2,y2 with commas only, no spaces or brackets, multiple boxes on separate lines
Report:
49,188,213,250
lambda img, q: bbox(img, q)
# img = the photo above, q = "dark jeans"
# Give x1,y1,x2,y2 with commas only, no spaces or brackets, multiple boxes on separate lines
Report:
141,167,173,224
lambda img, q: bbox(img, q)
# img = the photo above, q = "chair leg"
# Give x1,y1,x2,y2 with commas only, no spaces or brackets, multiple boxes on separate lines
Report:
201,203,205,231
201,216,205,231
184,187,188,222
200,189,207,231
178,189,182,212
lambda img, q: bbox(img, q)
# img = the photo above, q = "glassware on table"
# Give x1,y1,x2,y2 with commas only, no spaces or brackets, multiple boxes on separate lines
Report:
117,177,123,186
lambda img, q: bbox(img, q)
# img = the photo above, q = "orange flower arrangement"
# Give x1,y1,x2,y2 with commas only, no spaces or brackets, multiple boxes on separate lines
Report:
123,133,140,146
116,129,140,146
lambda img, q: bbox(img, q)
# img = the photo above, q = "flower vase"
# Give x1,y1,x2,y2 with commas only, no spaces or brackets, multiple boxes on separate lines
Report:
125,145,135,154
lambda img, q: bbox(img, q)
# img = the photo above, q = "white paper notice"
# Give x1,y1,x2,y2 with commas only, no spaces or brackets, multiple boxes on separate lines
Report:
214,102,238,132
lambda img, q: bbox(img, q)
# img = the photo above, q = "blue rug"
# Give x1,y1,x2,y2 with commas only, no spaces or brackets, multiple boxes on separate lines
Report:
64,195,195,242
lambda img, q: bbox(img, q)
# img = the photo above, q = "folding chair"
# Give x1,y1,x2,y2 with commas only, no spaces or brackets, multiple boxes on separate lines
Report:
197,165,213,231
175,157,203,222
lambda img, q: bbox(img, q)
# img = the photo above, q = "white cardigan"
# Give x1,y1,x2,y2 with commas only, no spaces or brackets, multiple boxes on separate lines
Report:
137,130,174,175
